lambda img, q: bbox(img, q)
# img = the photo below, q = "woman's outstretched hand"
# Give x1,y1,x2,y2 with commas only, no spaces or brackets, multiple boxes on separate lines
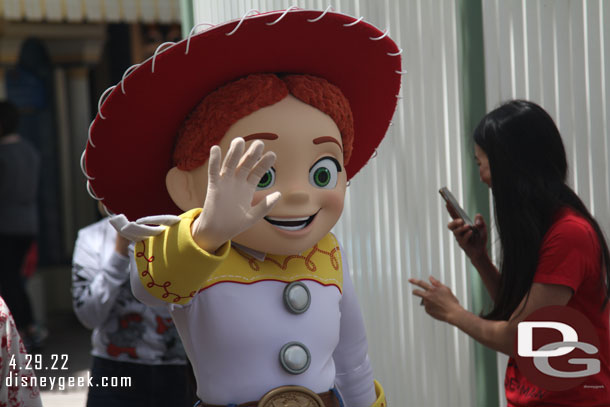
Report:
409,276,462,323
191,137,281,253
447,208,488,263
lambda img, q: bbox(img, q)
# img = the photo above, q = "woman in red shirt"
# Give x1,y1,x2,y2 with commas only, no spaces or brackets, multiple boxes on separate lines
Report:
410,100,610,406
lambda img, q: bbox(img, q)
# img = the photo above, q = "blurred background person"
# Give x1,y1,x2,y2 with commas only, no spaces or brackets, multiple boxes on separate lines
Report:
0,100,43,351
410,100,610,406
72,203,193,407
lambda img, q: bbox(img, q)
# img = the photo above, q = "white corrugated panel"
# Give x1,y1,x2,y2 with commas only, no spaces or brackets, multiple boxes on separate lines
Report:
122,0,139,22
171,0,181,23
23,0,43,20
84,0,103,22
194,1,474,406
65,0,85,22
482,1,610,405
140,0,158,22
103,0,122,22
44,0,64,21
3,0,22,19
157,0,174,23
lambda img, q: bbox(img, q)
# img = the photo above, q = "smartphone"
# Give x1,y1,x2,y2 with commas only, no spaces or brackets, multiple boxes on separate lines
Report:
439,187,475,227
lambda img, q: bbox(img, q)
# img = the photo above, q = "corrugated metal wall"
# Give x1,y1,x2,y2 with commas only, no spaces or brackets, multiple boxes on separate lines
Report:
194,1,476,406
482,1,610,405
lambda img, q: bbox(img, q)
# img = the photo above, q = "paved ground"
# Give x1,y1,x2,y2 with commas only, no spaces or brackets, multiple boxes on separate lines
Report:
32,313,91,407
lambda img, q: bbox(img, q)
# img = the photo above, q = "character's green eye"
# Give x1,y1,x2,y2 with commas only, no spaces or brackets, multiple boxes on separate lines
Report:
257,168,275,190
314,168,331,187
309,157,341,189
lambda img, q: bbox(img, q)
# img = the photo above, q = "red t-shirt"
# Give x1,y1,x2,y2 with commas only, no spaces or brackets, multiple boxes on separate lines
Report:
505,207,610,406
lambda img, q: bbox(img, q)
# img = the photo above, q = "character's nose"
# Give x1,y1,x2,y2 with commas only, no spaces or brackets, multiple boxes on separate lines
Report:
283,191,309,205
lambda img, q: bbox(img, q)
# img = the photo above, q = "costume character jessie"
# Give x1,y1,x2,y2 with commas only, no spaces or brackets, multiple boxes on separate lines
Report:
82,8,402,407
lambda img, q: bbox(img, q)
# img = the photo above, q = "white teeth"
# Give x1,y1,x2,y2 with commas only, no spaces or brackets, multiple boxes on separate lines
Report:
274,223,308,231
265,216,310,222
264,213,318,232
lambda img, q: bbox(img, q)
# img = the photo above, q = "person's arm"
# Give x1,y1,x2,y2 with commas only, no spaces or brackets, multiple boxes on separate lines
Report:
416,214,594,355
71,222,131,330
333,242,386,407
448,282,572,355
410,277,573,356
447,212,500,301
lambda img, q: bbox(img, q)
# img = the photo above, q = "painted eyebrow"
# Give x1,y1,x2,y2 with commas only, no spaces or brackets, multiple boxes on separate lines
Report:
243,133,279,142
313,136,343,152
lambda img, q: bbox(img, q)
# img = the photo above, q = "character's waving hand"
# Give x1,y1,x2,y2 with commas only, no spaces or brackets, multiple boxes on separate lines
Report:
191,138,280,253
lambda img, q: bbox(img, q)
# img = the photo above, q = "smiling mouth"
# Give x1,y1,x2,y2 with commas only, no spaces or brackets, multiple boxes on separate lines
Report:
264,213,317,231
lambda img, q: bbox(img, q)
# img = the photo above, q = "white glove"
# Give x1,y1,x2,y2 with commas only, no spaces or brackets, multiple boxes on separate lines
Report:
192,137,281,252
109,214,182,242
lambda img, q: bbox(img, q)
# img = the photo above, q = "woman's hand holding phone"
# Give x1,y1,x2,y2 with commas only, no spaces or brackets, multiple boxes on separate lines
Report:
447,210,488,264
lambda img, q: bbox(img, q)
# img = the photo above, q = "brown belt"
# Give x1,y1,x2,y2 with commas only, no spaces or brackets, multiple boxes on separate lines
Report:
198,386,341,407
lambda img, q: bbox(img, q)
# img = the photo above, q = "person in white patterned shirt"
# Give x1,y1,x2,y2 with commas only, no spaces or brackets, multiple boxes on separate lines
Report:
72,207,193,407
0,295,41,407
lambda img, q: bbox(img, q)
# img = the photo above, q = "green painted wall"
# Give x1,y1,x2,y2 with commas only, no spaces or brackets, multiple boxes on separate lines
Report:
456,1,500,406
180,0,195,38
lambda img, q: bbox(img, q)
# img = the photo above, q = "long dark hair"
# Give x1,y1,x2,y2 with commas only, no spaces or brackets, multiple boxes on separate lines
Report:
474,100,610,320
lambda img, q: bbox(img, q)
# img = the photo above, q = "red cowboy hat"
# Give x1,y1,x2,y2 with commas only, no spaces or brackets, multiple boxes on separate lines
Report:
83,8,402,220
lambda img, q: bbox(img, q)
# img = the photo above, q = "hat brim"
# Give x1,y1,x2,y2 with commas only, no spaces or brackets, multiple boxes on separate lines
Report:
85,9,402,220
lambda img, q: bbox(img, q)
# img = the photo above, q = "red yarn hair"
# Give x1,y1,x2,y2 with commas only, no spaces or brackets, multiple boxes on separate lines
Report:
173,73,354,170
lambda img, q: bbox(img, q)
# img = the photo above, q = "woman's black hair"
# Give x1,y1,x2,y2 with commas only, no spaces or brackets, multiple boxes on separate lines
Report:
474,100,610,320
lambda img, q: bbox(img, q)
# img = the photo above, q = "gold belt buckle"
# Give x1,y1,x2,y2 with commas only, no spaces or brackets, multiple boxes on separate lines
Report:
257,385,325,407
